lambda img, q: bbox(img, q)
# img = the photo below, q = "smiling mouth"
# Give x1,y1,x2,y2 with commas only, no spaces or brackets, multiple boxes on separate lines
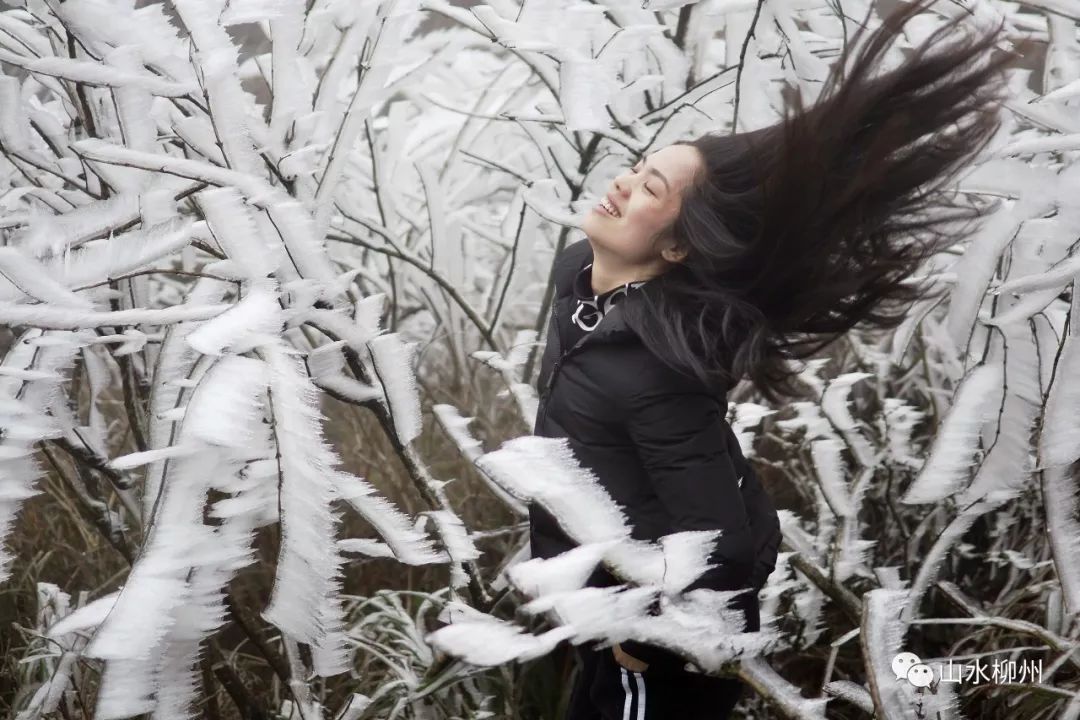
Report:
596,196,622,218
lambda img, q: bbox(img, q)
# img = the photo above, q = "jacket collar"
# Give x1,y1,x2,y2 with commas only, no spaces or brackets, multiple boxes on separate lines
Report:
554,239,647,345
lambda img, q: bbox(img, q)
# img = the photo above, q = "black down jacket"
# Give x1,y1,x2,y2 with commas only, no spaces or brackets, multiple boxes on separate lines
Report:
530,238,782,669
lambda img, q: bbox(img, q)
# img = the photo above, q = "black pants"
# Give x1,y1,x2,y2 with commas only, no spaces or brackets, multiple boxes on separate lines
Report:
565,645,745,720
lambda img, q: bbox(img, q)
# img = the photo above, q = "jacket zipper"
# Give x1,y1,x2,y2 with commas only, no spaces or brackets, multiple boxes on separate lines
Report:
537,298,594,429
536,300,561,429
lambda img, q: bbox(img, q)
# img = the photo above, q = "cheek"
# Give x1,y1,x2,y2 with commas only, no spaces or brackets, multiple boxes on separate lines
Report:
626,201,661,232
627,199,678,239
614,207,666,258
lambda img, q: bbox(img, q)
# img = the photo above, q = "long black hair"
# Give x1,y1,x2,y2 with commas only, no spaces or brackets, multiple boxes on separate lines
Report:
622,0,1015,403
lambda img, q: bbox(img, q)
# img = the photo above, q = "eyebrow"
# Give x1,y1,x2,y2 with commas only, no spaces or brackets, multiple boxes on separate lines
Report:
639,156,671,192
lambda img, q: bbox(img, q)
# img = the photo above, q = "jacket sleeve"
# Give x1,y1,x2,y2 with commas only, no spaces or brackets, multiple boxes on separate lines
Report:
624,384,756,589
615,370,756,668
725,428,782,592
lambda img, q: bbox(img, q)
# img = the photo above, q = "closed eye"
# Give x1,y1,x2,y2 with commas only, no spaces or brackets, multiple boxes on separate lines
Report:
631,165,655,196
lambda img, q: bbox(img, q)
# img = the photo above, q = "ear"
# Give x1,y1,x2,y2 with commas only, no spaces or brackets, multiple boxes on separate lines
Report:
661,242,688,264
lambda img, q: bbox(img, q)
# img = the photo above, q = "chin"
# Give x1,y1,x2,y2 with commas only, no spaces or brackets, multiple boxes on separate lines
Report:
582,211,615,249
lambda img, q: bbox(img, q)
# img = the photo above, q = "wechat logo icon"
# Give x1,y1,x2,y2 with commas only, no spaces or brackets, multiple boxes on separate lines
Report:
892,652,936,691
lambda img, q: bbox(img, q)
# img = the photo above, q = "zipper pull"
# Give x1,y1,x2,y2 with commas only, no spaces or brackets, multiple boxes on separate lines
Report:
543,359,561,397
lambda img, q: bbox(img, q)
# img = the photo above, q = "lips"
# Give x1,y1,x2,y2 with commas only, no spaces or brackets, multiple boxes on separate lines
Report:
596,194,622,218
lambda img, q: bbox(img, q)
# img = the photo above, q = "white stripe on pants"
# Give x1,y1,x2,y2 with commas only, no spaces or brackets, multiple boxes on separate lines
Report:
619,667,647,719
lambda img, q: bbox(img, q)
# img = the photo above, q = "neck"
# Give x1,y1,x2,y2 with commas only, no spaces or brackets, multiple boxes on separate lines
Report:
588,244,664,295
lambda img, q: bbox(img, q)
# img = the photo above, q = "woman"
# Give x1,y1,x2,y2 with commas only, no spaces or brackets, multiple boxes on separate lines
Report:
530,1,1012,718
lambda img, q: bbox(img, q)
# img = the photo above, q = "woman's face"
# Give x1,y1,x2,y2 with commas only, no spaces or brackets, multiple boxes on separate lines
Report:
583,143,702,266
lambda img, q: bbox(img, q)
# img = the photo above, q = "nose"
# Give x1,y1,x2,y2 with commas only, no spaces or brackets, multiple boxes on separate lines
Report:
613,172,630,196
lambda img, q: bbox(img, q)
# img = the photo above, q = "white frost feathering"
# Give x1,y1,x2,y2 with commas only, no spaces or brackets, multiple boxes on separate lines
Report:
307,342,381,404
16,584,85,720
145,278,231,518
186,284,283,356
0,330,79,581
860,589,912,718
0,247,94,307
183,355,270,454
821,372,875,467
261,199,338,282
427,612,576,666
471,338,541,426
1039,333,1080,468
369,333,423,445
332,471,442,566
335,694,373,720
476,436,630,542
793,358,832,398
153,484,267,718
901,362,1003,504
823,680,875,714
506,329,538,371
1042,463,1080,614
12,192,142,257
477,435,670,585
301,308,376,359
944,202,1026,352
193,187,280,280
109,444,200,471
164,0,265,175
0,454,44,582
83,351,269,716
432,404,483,461
47,591,121,639
0,301,230,330
0,77,30,151
338,538,397,558
218,0,298,25
861,589,963,719
559,58,612,131
106,46,157,160
518,583,769,672
84,527,199,663
810,438,855,518
517,587,653,640
508,384,539,431
261,343,350,672
835,507,877,583
958,327,1041,506
13,55,196,96
993,251,1080,298
427,510,480,562
523,178,583,228
81,344,112,454
427,510,480,587
774,401,836,441
732,402,774,458
94,658,156,719
354,293,388,345
742,658,830,719
507,541,615,598
431,403,529,515
883,398,925,469
658,531,722,595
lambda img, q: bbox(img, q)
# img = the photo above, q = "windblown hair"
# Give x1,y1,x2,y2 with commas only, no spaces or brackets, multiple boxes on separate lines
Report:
622,0,1014,403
